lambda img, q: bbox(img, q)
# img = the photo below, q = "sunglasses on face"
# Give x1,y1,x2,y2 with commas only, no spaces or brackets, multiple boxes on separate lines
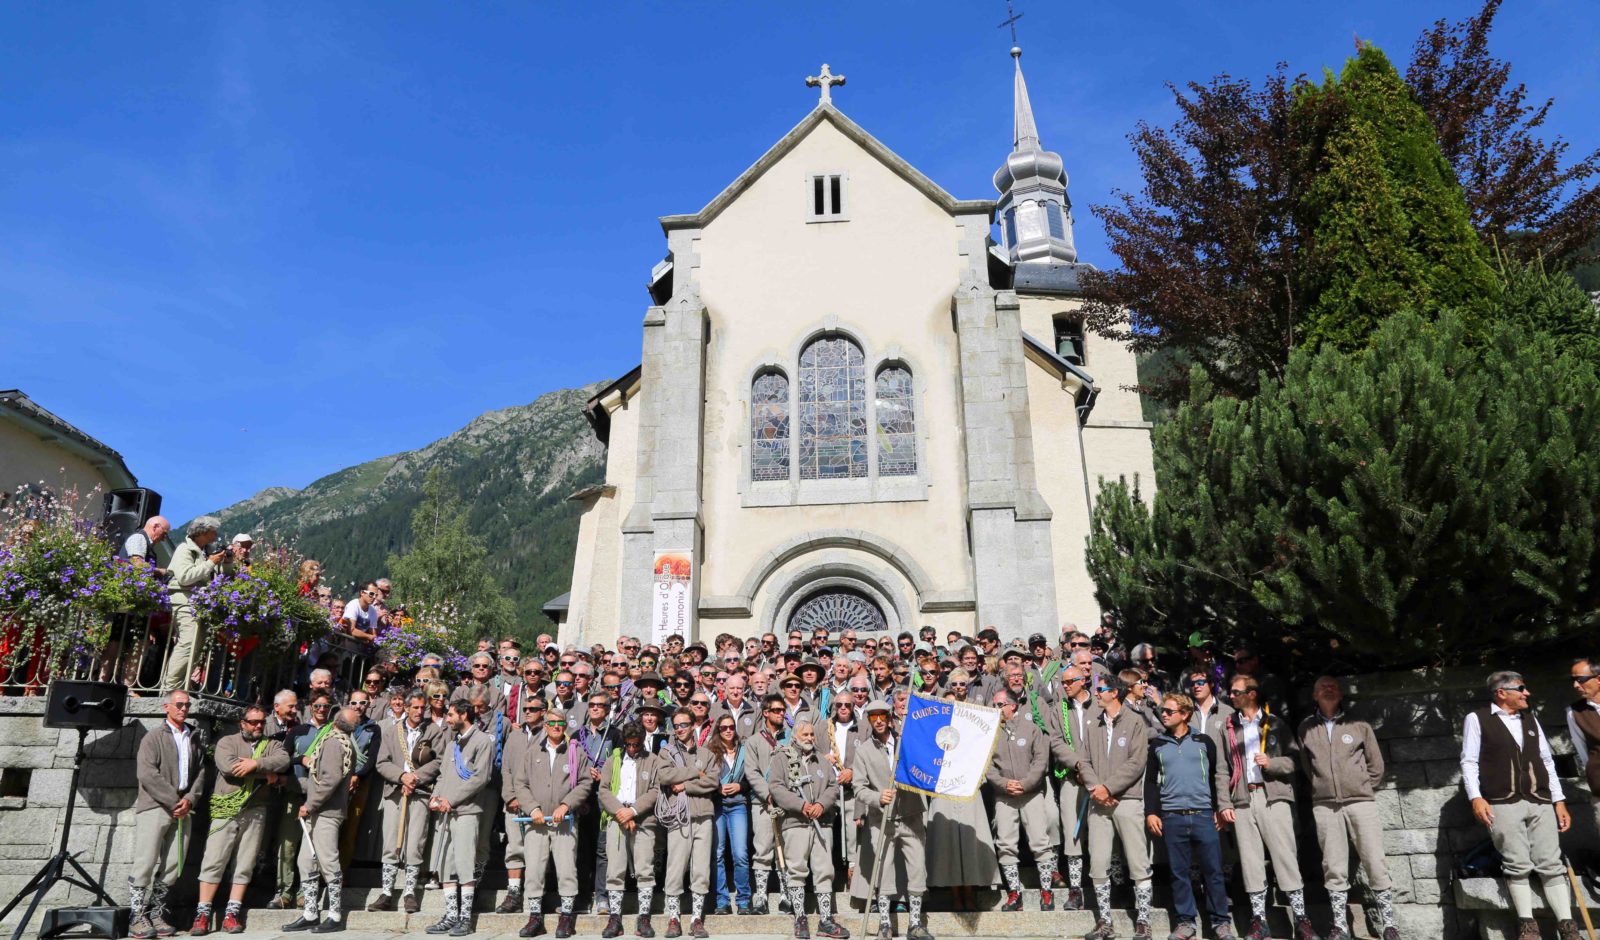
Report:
524,706,543,713
603,683,620,691
472,663,491,670
1159,707,1182,716
430,695,446,700
312,703,332,710
765,705,785,713
546,720,567,728
1190,678,1210,686
556,680,574,687
1095,687,1114,694
1501,685,1529,694
240,717,264,725
364,677,382,684
718,723,735,731
673,722,693,730
691,701,709,707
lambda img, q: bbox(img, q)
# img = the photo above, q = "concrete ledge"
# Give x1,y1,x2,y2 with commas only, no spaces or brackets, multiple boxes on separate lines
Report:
1454,875,1599,911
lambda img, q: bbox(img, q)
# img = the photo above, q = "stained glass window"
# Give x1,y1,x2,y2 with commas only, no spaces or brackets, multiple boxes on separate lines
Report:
789,589,887,634
750,371,790,482
798,335,867,480
875,364,916,476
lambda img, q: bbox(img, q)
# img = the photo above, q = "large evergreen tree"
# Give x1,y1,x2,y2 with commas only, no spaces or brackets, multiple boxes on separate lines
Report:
1089,306,1600,668
387,468,518,646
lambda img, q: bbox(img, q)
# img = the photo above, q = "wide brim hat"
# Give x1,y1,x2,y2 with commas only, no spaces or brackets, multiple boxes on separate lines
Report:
796,660,825,679
635,672,666,689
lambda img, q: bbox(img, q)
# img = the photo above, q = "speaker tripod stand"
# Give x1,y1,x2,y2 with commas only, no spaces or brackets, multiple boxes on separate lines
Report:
0,726,119,940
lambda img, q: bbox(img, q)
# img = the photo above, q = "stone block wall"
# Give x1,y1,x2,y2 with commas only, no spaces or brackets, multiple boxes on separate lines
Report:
0,695,242,921
1341,660,1597,939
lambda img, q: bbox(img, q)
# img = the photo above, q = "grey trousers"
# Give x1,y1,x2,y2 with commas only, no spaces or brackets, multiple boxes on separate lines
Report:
440,812,482,884
752,805,778,878
1233,790,1303,893
1311,800,1392,892
993,789,1055,867
296,813,344,885
198,805,269,884
159,602,203,691
1087,797,1151,882
605,820,659,893
523,820,580,898
782,819,834,893
664,817,713,897
1486,799,1565,879
1057,775,1086,858
504,809,526,868
379,793,432,867
131,808,187,890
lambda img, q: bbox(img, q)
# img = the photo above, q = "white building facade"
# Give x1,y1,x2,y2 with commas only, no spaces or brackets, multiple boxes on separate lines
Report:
556,53,1155,645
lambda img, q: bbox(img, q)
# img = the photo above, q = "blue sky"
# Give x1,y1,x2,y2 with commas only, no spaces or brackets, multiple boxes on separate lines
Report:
3,1,1596,524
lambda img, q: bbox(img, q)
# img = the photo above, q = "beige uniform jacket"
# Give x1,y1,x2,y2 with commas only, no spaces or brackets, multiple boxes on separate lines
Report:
512,739,595,816
770,747,841,831
434,726,495,814
1077,705,1150,798
656,741,719,819
1296,711,1385,806
374,717,445,800
135,721,207,812
211,733,290,808
597,751,664,820
988,714,1049,794
303,732,352,817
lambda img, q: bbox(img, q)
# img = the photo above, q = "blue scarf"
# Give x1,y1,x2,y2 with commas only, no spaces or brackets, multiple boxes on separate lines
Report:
453,738,477,780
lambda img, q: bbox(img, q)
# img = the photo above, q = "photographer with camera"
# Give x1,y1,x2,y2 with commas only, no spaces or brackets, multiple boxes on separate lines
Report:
160,515,239,691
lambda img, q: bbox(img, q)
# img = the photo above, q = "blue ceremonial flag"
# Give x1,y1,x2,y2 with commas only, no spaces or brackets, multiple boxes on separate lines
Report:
893,692,1003,799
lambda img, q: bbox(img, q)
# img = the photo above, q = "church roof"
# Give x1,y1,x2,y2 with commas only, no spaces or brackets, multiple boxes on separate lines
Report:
659,103,995,233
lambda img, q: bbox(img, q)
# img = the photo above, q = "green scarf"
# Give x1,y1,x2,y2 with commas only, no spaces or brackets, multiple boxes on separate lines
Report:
208,737,271,825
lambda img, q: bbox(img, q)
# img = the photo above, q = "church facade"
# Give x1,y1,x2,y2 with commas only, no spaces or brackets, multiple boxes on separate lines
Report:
554,53,1154,645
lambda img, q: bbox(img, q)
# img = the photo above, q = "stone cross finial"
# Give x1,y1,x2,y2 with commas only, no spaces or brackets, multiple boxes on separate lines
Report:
805,63,846,106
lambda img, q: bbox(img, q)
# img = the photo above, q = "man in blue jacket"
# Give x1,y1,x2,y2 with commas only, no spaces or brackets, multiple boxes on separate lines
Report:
1144,693,1234,940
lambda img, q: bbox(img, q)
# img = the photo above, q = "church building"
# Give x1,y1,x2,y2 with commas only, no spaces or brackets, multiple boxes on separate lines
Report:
554,51,1155,645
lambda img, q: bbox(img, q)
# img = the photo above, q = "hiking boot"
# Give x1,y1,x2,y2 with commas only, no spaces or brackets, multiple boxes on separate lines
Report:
603,915,624,938
129,914,155,940
1065,887,1085,911
664,918,682,938
816,918,850,939
795,917,811,940
1381,930,1401,940
906,927,934,940
1168,924,1198,940
1245,917,1268,940
519,915,546,938
714,905,733,916
750,897,769,916
151,911,176,938
282,917,319,933
497,890,524,915
1213,923,1238,940
1002,891,1022,912
1294,917,1321,940
368,893,397,912
426,914,457,935
557,914,577,939
636,915,656,938
191,912,212,937
1039,890,1054,912
1133,922,1152,939
1557,921,1582,940
404,893,422,914
1083,923,1115,940
1517,919,1540,940
269,894,297,911
450,916,475,937
779,896,793,915
312,918,345,933
690,918,708,939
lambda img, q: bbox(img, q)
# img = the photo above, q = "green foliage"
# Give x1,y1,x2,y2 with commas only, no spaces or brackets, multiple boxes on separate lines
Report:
1295,46,1500,350
1089,308,1600,668
1493,252,1600,360
386,468,517,648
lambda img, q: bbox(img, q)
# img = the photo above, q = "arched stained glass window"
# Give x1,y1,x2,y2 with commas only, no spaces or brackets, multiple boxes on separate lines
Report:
798,335,867,480
750,371,790,482
875,365,916,476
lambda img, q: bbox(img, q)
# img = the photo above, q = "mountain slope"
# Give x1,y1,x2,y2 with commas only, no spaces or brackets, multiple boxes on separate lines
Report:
190,384,606,623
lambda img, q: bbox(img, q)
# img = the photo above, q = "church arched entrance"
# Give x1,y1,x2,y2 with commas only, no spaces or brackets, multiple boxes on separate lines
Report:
787,587,888,634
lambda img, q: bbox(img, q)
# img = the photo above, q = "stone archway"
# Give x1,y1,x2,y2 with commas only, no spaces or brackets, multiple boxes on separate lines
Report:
787,587,888,634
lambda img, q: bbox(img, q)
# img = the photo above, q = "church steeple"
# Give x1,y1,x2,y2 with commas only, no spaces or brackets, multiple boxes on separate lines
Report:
993,46,1077,264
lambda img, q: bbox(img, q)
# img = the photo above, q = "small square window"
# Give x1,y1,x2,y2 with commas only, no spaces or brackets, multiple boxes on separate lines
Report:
807,173,848,223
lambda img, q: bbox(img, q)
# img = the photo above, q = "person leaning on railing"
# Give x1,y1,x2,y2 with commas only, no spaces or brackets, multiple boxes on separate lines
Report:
160,516,238,692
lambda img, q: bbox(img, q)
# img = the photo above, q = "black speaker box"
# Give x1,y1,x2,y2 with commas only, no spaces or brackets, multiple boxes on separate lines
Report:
100,487,162,546
43,681,128,731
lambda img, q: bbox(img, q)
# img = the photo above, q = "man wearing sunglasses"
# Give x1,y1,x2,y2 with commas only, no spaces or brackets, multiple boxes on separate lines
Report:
493,644,527,723
1042,666,1097,909
1184,668,1232,739
500,694,552,917
370,690,446,915
453,652,506,718
1078,676,1153,940
1461,672,1578,940
657,707,719,938
1143,693,1232,940
1296,676,1395,940
192,704,289,935
513,711,594,939
599,722,665,939
1569,657,1600,832
744,693,795,915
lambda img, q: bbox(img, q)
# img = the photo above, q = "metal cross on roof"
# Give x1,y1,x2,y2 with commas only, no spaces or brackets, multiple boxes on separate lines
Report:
999,0,1024,45
805,63,846,106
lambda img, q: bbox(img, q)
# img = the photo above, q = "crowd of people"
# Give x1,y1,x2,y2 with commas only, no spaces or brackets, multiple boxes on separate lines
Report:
127,616,1598,940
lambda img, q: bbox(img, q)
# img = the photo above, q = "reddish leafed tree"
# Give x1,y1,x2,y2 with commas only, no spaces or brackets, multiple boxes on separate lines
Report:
1407,0,1600,264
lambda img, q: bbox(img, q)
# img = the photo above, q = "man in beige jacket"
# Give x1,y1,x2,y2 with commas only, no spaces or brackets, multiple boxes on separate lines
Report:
427,700,496,937
159,516,236,690
194,704,290,935
130,690,206,939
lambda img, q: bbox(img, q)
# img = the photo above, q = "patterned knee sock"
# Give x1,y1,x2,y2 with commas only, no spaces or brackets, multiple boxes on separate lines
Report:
877,895,892,932
609,891,625,916
1373,889,1397,929
381,864,397,895
460,885,476,920
818,892,832,920
1092,881,1112,922
324,876,343,921
1133,880,1152,924
301,877,322,918
908,894,923,928
691,894,705,921
150,882,170,919
224,900,242,918
789,885,806,918
1249,890,1267,920
196,902,213,917
637,887,654,915
1039,855,1057,890
1067,857,1083,887
404,866,421,897
509,877,523,895
527,894,543,916
665,895,681,920
442,888,460,925
1288,888,1307,921
1002,863,1021,892
128,886,147,917
560,896,576,915
1329,890,1349,934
